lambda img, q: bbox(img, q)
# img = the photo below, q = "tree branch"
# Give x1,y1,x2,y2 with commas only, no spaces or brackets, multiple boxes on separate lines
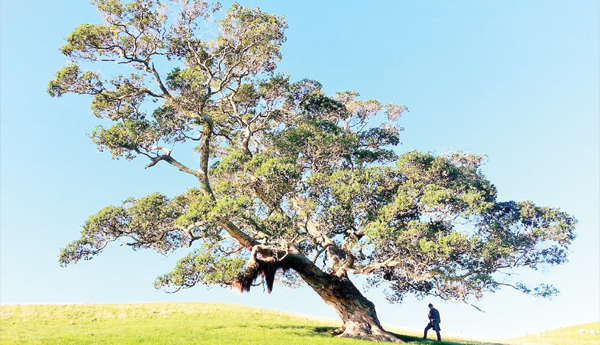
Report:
143,147,201,179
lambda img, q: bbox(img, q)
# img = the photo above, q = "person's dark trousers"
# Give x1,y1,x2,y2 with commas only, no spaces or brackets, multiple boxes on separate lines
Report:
424,321,442,341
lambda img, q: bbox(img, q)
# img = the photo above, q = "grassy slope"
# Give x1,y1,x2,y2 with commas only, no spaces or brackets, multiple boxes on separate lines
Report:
0,302,593,345
507,322,600,345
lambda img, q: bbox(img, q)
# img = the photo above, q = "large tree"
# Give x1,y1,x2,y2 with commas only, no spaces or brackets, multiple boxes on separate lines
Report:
49,0,576,341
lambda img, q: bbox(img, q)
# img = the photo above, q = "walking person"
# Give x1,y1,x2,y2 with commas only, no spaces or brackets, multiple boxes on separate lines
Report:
423,303,442,341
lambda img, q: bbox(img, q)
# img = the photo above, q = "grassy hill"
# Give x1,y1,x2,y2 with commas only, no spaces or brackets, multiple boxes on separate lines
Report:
0,302,596,345
507,322,600,345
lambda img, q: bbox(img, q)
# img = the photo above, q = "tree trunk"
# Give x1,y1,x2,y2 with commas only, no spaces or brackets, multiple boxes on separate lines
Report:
286,254,402,342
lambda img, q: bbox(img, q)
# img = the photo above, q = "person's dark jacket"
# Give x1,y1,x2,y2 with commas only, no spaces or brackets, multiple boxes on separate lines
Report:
428,308,441,322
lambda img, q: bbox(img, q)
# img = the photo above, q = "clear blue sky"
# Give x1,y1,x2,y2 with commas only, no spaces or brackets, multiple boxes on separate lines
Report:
1,0,598,339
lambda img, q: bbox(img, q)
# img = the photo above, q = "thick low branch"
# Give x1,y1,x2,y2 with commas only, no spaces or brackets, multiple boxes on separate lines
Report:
334,254,355,277
353,258,400,275
219,219,257,249
291,197,346,272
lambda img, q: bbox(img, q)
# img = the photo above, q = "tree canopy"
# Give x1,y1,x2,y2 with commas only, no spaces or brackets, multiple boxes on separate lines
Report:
49,0,577,341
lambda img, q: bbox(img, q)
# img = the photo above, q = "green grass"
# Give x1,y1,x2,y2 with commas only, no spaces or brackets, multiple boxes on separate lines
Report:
0,302,595,345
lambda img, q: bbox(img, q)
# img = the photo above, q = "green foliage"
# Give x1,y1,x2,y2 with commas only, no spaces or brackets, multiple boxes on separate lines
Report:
60,23,116,58
58,205,129,266
154,245,247,291
173,192,216,227
90,74,148,120
217,3,287,74
59,191,213,265
356,152,575,303
90,120,156,159
48,65,103,97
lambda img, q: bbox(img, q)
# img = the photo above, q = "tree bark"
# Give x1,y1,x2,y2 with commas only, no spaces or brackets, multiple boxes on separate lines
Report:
285,254,402,342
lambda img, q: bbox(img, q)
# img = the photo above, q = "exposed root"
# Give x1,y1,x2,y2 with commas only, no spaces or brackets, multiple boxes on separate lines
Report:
340,331,403,343
328,327,345,336
329,326,403,343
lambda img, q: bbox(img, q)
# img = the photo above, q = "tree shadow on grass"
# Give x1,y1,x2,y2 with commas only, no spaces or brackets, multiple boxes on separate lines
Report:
388,331,506,345
313,327,505,345
313,326,336,333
